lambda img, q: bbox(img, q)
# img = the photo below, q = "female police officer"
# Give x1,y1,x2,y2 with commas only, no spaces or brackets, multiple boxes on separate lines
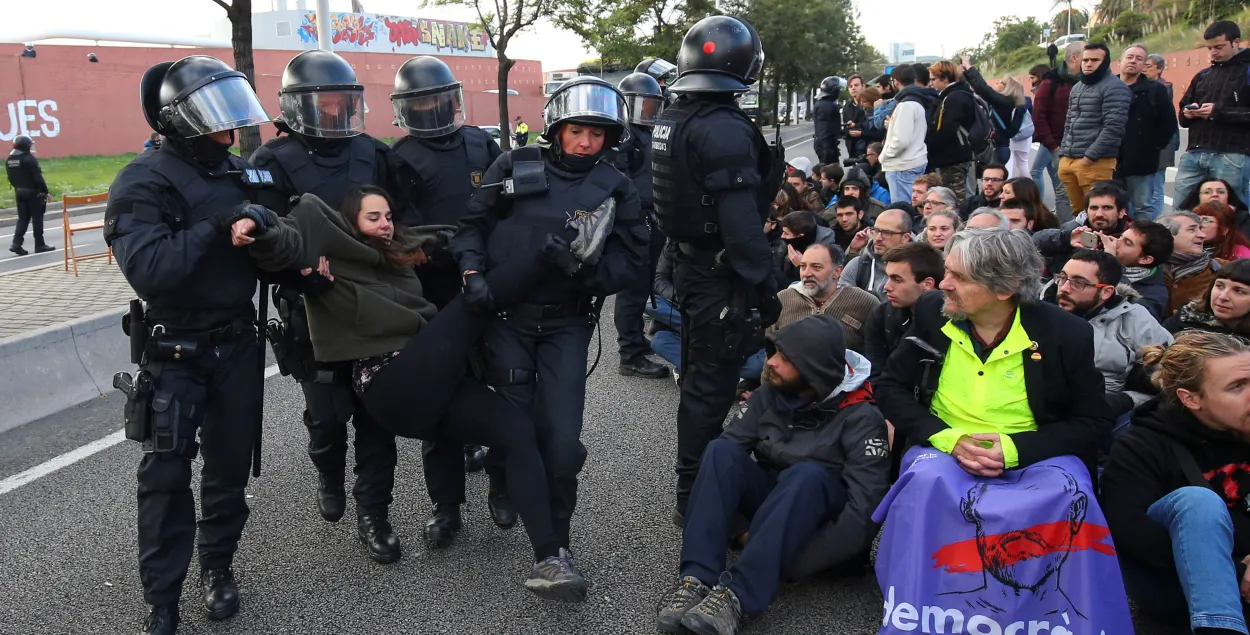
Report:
451,76,648,598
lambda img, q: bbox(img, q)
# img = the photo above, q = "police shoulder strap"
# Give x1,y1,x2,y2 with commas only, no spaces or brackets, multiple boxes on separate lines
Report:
347,134,380,187
462,127,491,171
147,151,221,222
270,136,324,196
392,136,441,189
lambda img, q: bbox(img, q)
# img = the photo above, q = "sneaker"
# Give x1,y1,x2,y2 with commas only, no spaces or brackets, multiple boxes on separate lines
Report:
680,583,743,635
656,576,711,633
525,547,588,602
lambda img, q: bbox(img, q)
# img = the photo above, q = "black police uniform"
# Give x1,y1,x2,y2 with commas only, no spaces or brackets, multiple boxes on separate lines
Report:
6,139,52,253
651,16,784,519
453,133,646,551
813,79,844,165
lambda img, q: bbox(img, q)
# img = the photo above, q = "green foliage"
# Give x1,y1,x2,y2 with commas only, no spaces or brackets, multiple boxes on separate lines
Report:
970,16,1047,72
0,153,136,210
1001,45,1048,72
552,0,708,67
1109,10,1151,40
1184,0,1244,27
1050,8,1089,34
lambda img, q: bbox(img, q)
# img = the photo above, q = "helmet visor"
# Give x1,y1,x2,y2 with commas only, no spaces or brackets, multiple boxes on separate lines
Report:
169,76,272,137
626,95,665,126
544,82,630,141
279,90,365,138
640,59,677,82
391,87,465,138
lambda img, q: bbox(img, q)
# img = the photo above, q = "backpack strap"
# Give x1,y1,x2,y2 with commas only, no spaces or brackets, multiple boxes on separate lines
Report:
1170,441,1210,488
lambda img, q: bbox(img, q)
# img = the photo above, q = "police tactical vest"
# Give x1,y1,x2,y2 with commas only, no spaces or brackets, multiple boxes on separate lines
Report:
608,126,654,212
5,152,38,190
393,127,493,225
269,134,378,210
651,99,775,246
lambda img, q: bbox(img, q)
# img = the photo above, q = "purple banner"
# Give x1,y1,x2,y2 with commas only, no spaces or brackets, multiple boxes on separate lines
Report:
872,448,1135,635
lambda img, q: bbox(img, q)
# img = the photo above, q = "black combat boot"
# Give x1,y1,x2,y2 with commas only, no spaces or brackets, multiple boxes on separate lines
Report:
619,355,670,379
316,469,346,522
487,476,517,530
140,604,179,635
423,503,462,548
201,567,239,621
34,243,55,253
464,445,487,473
357,512,402,564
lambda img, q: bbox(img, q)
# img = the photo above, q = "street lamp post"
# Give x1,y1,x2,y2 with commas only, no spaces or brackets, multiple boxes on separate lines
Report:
316,0,333,51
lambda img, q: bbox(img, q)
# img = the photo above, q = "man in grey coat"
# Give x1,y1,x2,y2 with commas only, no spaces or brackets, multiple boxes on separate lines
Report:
1057,42,1131,214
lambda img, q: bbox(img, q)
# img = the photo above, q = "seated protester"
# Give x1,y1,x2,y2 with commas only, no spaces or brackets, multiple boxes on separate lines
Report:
1159,210,1225,318
773,182,814,216
865,242,945,384
819,164,845,207
827,196,867,255
957,163,1008,220
998,198,1034,233
1049,249,1173,422
830,166,888,224
1002,177,1061,231
920,209,962,250
1105,220,1174,321
786,169,824,212
777,211,840,285
772,242,879,354
873,229,1131,633
911,173,944,215
655,316,891,635
1164,258,1250,337
1176,177,1250,237
965,207,1011,230
1102,332,1250,635
1197,201,1250,261
1032,179,1131,274
838,207,912,300
884,201,923,238
920,185,958,219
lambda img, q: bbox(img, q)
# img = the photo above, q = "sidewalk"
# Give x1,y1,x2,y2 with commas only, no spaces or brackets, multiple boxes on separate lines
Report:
0,259,132,341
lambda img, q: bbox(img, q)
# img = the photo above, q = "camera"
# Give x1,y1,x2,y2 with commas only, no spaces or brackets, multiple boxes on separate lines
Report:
843,155,866,167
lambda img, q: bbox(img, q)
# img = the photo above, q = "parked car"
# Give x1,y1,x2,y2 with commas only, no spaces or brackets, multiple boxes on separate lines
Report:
1038,33,1086,49
480,125,504,148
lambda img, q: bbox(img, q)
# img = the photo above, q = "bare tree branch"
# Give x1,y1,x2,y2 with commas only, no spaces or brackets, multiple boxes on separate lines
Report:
210,0,232,13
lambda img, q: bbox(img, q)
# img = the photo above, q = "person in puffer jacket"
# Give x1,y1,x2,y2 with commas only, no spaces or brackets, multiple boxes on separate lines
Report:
653,315,890,635
1057,42,1131,214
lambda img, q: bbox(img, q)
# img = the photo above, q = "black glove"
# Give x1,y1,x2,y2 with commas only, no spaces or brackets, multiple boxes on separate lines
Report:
540,234,583,277
209,203,275,233
462,273,495,315
759,293,783,328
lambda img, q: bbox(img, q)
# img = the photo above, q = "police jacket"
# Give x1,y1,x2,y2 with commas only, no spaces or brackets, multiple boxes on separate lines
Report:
250,193,439,362
6,150,48,194
249,132,400,216
609,124,654,212
391,125,501,227
452,144,647,305
812,95,842,156
104,141,293,329
722,315,890,579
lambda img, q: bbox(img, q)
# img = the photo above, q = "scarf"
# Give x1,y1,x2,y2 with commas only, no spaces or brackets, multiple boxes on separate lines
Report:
1079,53,1112,85
1122,265,1156,284
1169,251,1212,281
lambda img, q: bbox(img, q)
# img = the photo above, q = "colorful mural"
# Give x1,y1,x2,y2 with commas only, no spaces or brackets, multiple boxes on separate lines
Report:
298,12,493,57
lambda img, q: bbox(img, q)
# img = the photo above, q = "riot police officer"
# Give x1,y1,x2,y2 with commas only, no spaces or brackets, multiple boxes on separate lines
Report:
5,135,54,256
103,55,277,635
249,50,405,550
651,16,784,524
452,76,647,599
635,57,678,105
387,55,504,549
813,76,844,165
611,72,669,379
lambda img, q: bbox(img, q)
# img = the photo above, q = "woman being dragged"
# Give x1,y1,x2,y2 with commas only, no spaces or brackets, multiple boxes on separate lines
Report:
232,184,585,600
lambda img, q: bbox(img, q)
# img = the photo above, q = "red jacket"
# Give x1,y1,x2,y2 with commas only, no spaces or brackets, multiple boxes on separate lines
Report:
1033,69,1076,151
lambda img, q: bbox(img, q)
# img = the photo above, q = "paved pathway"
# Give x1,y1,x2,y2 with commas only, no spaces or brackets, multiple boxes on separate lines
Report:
0,258,130,340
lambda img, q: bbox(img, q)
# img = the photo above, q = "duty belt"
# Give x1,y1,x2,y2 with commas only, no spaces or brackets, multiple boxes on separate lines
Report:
677,242,719,264
146,319,256,361
503,297,594,320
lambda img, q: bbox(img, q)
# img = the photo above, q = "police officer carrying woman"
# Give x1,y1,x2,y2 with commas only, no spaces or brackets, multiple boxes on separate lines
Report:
103,55,277,635
249,50,404,528
452,76,649,598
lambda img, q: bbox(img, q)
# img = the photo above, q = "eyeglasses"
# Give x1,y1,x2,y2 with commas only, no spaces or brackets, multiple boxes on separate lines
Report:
870,227,911,238
923,200,948,208
1053,273,1111,293
981,176,1005,183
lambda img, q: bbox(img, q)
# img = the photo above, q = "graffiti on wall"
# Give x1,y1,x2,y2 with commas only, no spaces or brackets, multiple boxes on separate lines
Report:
295,12,493,57
0,100,60,141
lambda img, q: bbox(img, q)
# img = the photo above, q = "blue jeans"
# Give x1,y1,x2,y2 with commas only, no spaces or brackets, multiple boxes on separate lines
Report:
646,297,765,381
1175,151,1249,207
1121,487,1248,633
1126,174,1157,220
885,165,926,204
1149,168,1168,217
680,439,848,615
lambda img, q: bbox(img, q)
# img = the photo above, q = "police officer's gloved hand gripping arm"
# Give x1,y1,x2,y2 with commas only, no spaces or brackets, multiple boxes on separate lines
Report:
538,182,647,294
450,154,512,314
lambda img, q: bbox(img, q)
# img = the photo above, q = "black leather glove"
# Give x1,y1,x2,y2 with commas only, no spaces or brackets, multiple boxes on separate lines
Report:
462,273,495,315
759,292,783,328
210,203,275,233
540,234,583,277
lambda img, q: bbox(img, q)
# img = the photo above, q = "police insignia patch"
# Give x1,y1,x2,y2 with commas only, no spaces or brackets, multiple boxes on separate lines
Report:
470,171,484,186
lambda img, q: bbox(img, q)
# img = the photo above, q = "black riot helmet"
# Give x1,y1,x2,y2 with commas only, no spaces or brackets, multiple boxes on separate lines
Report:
140,55,271,138
542,76,630,144
819,76,844,99
635,58,677,85
617,73,665,127
670,16,763,95
12,136,33,153
279,50,366,138
390,56,465,138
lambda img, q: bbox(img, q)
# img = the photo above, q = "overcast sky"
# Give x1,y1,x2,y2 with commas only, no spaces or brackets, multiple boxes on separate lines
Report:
6,0,1092,70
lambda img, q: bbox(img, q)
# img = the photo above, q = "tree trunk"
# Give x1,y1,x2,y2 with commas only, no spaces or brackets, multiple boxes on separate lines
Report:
786,87,795,126
229,0,262,158
497,53,516,150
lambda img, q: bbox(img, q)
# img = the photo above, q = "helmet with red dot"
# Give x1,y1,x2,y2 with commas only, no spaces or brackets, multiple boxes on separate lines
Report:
670,16,763,95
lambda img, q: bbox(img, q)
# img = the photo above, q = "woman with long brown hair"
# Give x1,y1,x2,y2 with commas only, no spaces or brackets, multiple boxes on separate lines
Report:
1195,201,1250,261
1003,177,1059,231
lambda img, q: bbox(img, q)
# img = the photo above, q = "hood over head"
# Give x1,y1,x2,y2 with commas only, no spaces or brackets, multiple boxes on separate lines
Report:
765,315,851,398
840,166,872,194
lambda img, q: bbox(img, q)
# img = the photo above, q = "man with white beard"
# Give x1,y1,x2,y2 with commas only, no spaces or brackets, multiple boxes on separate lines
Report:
769,242,881,354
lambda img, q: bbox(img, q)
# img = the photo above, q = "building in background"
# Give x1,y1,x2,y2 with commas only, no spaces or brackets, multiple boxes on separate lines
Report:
888,42,916,64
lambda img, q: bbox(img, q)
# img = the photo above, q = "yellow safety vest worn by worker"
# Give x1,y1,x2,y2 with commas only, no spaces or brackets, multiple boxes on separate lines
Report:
928,309,1037,468
517,122,529,134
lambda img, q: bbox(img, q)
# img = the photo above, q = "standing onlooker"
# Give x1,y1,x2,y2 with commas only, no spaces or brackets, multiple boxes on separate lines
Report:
812,77,844,165
843,74,868,158
880,64,929,205
1175,20,1250,206
5,135,54,256
1057,43,1131,214
961,62,1030,177
1033,42,1083,222
925,61,977,207
1001,78,1034,180
1143,53,1179,217
1116,43,1178,221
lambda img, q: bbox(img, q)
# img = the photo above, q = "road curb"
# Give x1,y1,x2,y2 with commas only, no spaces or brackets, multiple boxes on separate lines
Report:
0,203,104,230
0,307,128,435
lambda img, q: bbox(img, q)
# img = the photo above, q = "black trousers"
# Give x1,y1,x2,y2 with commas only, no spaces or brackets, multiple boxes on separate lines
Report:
485,313,594,550
672,257,749,513
360,255,560,561
11,190,47,249
613,217,664,363
136,336,262,607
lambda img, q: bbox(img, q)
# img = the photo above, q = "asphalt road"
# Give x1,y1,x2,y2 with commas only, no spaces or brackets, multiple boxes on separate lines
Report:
0,122,1187,634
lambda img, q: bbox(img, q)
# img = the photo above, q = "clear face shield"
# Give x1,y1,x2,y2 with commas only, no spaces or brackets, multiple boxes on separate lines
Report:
279,89,366,138
166,76,273,138
391,87,465,138
544,82,630,144
625,94,665,126
641,59,677,84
